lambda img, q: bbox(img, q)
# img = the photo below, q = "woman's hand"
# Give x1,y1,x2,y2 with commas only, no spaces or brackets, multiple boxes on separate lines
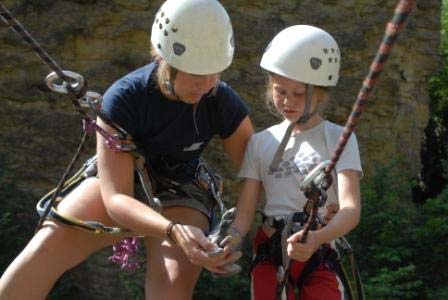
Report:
171,224,242,274
286,230,321,262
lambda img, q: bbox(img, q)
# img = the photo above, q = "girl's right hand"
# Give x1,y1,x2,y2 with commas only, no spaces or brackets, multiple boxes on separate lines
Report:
171,224,241,274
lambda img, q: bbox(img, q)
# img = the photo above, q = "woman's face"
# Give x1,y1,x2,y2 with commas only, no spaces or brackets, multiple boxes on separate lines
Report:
173,71,220,104
271,75,319,122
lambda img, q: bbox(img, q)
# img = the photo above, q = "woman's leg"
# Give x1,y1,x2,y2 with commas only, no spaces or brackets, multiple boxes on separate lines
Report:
144,206,209,300
0,178,122,300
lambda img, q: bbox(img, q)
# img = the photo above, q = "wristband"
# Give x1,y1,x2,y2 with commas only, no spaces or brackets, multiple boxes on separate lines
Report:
166,221,178,244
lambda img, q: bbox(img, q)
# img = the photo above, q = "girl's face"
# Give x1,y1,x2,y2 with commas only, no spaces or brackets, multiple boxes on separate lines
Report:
271,75,320,122
173,71,220,104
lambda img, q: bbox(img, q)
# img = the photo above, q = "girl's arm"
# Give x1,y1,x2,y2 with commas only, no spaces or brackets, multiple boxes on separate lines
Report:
287,169,361,261
232,178,262,236
313,169,361,243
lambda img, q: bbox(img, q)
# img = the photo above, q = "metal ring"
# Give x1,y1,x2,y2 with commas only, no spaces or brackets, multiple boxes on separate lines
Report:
45,70,85,95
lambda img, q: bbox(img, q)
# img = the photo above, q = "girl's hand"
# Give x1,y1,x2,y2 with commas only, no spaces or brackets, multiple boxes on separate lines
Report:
171,224,242,274
286,230,321,262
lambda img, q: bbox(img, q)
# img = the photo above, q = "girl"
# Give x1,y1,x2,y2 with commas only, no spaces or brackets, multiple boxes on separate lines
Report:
0,0,253,299
232,25,362,300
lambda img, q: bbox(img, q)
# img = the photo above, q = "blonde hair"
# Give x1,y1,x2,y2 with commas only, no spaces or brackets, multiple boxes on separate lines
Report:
150,46,178,91
264,73,329,118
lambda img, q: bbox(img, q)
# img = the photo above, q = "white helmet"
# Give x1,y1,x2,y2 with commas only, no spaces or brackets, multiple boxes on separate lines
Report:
260,25,340,86
151,0,234,75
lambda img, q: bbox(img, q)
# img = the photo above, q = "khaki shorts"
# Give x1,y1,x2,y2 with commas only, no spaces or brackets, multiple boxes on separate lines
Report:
135,180,216,219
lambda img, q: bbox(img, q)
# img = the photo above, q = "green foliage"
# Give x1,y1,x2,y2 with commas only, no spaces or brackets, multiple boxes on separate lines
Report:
364,265,423,300
350,159,448,300
412,187,448,290
417,0,448,201
350,161,421,299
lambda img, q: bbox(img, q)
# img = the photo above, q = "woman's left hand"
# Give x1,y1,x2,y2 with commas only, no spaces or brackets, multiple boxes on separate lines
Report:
286,230,321,262
171,224,242,274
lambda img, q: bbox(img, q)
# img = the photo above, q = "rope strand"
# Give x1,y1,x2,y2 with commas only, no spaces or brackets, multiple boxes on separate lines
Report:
325,0,416,175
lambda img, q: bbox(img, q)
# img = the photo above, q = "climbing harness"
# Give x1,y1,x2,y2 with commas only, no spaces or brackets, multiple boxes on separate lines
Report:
271,1,417,299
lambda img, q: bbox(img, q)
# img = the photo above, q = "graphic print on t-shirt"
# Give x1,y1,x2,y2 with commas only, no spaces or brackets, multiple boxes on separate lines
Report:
269,141,321,182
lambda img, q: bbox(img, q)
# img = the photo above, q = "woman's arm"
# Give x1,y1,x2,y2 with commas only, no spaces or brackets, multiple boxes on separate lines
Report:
96,118,172,238
222,116,254,169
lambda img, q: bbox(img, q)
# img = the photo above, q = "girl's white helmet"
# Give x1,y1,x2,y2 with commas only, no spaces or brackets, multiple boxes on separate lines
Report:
260,25,340,86
151,0,234,75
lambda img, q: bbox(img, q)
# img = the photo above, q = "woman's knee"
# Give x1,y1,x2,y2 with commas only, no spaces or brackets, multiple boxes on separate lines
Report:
145,238,202,297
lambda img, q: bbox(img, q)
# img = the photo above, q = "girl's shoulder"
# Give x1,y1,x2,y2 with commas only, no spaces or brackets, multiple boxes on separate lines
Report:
323,120,344,135
251,121,288,143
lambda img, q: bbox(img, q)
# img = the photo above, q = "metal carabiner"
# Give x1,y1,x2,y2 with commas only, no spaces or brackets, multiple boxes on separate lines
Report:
80,91,102,110
300,160,331,191
45,70,85,95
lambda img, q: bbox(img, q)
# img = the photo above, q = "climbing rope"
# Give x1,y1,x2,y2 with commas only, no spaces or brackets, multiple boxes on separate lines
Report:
275,1,417,299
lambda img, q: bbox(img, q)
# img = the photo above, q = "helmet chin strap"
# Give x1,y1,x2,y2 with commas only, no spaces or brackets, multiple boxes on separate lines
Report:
297,85,317,124
269,84,316,172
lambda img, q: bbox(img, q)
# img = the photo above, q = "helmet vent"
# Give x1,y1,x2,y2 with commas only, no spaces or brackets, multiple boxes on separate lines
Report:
310,57,322,70
323,48,328,54
165,18,170,24
164,30,168,36
328,75,333,81
173,42,186,56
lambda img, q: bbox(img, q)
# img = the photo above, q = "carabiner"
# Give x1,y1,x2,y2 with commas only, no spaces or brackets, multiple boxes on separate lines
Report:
300,160,331,191
45,70,85,95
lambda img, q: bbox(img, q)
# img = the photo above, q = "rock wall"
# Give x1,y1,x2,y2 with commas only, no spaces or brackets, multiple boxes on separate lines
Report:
0,0,440,299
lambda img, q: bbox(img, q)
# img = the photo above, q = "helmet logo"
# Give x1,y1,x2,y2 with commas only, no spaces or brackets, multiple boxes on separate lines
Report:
173,42,186,56
310,57,322,70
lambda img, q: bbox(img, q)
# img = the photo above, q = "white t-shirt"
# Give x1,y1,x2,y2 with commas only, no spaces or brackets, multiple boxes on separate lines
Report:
238,120,363,218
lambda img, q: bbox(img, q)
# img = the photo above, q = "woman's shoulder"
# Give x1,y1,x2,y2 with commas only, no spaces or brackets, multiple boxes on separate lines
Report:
108,63,157,95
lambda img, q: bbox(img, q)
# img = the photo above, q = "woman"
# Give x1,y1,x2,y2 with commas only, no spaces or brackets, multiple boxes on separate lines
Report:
232,25,362,299
0,0,253,299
